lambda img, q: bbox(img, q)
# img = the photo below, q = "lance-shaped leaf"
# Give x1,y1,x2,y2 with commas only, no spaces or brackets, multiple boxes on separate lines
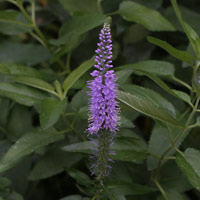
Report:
147,36,195,64
63,57,95,96
39,98,67,129
51,14,107,46
117,1,175,31
117,60,175,77
0,82,48,106
117,90,181,127
0,128,64,174
170,0,200,58
176,148,200,192
63,135,148,164
13,76,57,97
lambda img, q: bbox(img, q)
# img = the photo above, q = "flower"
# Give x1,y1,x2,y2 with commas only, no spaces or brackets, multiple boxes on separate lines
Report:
87,18,120,182
87,19,119,135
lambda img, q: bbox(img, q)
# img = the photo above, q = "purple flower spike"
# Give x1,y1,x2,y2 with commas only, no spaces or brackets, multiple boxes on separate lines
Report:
86,18,120,182
87,19,119,135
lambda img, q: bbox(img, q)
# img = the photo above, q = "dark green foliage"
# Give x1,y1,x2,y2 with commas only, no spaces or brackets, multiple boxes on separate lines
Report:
0,0,200,200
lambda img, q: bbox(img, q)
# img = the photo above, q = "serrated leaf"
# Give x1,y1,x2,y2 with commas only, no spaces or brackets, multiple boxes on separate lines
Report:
147,36,195,64
106,182,156,196
117,90,180,127
51,15,107,46
120,115,135,128
39,98,67,129
176,148,200,192
29,150,82,180
147,123,189,170
130,70,191,106
66,168,92,186
117,1,175,31
0,42,50,66
117,60,175,76
0,63,53,80
63,58,95,96
0,128,64,174
116,70,133,85
13,76,57,96
171,89,192,106
0,10,31,35
0,82,48,106
63,135,148,163
159,162,191,192
121,84,176,117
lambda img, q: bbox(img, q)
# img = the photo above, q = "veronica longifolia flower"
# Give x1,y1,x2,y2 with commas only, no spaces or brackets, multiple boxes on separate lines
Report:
87,18,119,181
87,19,119,135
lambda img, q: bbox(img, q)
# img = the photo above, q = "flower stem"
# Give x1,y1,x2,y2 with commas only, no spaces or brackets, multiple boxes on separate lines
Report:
154,179,168,200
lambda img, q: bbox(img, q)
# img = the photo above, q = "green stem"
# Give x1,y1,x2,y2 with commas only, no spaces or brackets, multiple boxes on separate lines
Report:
153,96,200,179
31,0,36,24
16,0,66,72
58,128,71,134
154,179,168,200
17,1,49,49
171,76,192,91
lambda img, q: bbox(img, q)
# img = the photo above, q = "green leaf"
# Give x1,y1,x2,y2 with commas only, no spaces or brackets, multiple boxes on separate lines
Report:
131,0,163,9
170,0,200,57
176,148,200,192
129,70,192,106
117,90,180,127
147,36,195,64
121,84,176,117
159,162,191,193
13,76,57,96
7,105,32,141
105,182,156,196
0,82,48,106
63,58,95,96
0,128,64,174
0,10,31,35
194,116,200,126
60,195,82,200
66,168,92,186
0,42,50,66
113,136,148,163
59,0,99,15
166,6,200,36
0,177,11,190
0,63,53,80
63,135,148,163
39,98,67,129
117,1,175,31
171,89,192,107
117,60,175,76
147,123,188,170
51,14,107,46
116,70,133,85
157,190,189,200
120,115,135,128
29,150,82,180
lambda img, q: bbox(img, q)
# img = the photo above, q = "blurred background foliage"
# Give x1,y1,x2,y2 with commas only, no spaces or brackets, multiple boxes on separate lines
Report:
0,0,200,199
